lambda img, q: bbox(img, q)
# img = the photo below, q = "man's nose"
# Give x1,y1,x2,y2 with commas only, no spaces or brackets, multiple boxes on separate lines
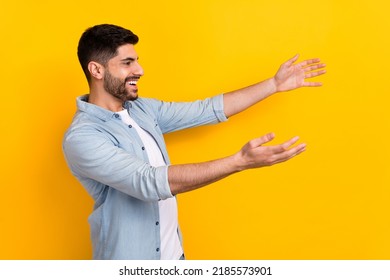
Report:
134,62,144,76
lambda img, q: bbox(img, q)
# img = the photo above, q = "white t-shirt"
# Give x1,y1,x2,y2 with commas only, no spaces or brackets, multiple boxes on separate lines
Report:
117,109,183,260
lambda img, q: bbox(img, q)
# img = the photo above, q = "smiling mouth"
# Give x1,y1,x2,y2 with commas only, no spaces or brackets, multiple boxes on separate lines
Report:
126,77,140,86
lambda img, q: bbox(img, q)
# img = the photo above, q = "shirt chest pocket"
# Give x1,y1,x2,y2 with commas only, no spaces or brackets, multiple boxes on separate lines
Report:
105,128,137,154
114,131,149,161
117,139,137,154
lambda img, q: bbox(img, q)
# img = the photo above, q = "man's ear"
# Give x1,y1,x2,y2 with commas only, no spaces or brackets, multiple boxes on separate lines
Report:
88,61,104,80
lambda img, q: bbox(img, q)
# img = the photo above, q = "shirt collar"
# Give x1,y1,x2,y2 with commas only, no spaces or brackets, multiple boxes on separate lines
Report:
76,94,127,122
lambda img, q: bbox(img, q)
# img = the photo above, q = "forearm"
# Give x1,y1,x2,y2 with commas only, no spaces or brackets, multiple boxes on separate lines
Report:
168,155,242,195
167,133,306,196
223,78,277,118
223,55,326,118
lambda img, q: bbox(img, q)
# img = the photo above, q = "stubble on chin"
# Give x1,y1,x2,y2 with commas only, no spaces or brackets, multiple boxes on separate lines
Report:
124,89,138,102
103,74,138,102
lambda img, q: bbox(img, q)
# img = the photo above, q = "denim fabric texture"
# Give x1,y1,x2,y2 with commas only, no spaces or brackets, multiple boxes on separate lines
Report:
63,94,227,259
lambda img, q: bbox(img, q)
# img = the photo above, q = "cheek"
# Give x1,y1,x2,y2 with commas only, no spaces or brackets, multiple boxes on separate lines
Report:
117,67,131,78
108,64,129,78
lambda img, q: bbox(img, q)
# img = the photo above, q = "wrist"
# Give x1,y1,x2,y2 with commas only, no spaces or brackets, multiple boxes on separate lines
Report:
267,77,278,95
230,152,247,172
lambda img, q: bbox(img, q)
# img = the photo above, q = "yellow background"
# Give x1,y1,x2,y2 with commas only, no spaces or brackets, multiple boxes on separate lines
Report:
1,0,389,259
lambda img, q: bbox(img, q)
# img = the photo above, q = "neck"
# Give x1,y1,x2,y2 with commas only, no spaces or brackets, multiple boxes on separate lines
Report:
88,83,124,112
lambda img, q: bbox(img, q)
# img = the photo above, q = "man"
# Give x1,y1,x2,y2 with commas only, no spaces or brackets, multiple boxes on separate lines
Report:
63,24,326,260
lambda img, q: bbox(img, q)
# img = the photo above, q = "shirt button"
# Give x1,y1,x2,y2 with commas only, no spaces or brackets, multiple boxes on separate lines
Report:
142,147,145,150
156,221,159,226
114,114,120,118
128,125,132,128
156,248,160,252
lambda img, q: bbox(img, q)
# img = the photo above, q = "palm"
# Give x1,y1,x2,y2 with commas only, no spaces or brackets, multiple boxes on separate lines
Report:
274,54,326,92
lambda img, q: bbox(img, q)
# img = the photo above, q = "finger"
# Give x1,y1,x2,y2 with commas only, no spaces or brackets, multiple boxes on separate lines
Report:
303,81,323,87
305,70,327,79
284,54,300,67
269,136,300,154
303,63,326,72
280,136,300,150
248,132,275,148
297,58,321,68
272,143,307,163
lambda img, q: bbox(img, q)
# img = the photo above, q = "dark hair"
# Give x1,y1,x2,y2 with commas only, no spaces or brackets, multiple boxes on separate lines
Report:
77,24,139,82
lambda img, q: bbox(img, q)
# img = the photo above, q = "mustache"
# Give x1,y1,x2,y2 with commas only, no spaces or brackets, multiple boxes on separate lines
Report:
125,76,141,82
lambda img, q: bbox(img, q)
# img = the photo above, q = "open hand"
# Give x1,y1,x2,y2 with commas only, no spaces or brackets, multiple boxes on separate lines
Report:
272,54,326,92
235,133,306,170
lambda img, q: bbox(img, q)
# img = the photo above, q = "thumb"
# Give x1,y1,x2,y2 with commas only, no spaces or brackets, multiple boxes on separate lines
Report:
284,54,299,67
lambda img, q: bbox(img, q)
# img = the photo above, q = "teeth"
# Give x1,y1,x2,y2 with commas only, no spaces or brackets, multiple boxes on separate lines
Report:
128,80,138,85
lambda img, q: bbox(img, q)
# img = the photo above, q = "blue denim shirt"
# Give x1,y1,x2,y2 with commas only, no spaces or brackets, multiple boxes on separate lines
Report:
62,94,227,259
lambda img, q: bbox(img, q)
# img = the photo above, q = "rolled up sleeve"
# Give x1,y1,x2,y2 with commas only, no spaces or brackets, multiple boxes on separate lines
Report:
63,127,173,202
211,94,228,123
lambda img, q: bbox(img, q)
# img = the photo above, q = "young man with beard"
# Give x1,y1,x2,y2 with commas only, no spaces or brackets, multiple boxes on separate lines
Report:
63,24,326,260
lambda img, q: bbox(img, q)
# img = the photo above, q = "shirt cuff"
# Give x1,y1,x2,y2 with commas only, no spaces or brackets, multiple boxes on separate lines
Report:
156,165,174,200
212,94,228,122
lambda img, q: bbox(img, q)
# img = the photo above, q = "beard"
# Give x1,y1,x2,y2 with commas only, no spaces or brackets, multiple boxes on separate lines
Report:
103,70,138,102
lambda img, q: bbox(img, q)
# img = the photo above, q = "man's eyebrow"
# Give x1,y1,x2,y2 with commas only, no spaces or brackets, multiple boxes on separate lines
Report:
120,57,139,62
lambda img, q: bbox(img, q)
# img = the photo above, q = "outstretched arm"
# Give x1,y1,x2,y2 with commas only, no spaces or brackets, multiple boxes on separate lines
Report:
168,133,305,195
223,54,326,117
168,55,325,196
